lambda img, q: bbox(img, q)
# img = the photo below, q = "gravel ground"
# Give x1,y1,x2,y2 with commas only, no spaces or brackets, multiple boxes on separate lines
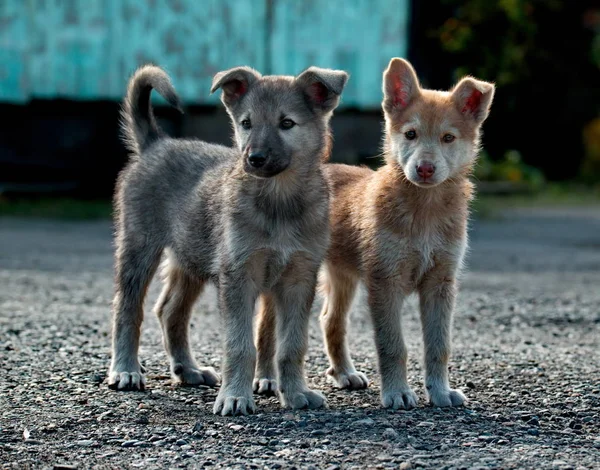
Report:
1,206,599,469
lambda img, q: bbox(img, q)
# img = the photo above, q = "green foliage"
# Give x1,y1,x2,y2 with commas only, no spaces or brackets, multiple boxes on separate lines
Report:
0,197,113,219
436,0,570,86
475,149,545,190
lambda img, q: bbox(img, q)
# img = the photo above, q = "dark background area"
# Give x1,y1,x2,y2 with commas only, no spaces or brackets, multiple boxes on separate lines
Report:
0,0,598,199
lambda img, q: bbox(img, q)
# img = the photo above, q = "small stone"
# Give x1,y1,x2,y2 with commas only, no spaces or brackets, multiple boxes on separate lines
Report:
269,439,279,446
133,441,152,448
192,421,204,433
24,439,43,445
53,465,78,470
527,428,539,436
354,418,375,426
153,440,166,446
229,424,243,432
180,444,192,451
258,438,269,446
121,440,138,448
176,439,188,446
136,415,149,425
466,381,476,389
310,429,326,437
382,428,399,440
399,463,412,470
90,373,103,384
527,417,540,426
497,439,509,445
264,428,278,436
75,439,96,447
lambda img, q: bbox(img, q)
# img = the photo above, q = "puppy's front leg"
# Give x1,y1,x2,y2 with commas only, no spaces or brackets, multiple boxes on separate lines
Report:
213,271,258,416
367,277,418,410
273,254,326,410
419,273,466,407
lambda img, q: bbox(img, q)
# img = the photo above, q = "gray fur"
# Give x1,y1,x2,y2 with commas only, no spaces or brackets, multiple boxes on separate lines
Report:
108,64,348,416
120,65,182,154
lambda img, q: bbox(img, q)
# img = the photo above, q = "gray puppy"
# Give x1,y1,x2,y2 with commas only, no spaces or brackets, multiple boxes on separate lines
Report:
107,64,348,416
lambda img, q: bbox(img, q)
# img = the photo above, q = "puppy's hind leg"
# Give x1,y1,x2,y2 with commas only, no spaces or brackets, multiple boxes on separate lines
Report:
254,294,278,395
108,236,162,391
320,264,368,389
154,258,219,387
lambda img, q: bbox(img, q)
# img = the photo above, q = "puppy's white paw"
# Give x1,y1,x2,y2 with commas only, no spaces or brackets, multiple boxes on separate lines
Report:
108,368,146,391
173,364,220,387
281,388,327,410
381,388,418,410
253,377,278,396
427,386,467,407
327,367,369,390
213,389,256,416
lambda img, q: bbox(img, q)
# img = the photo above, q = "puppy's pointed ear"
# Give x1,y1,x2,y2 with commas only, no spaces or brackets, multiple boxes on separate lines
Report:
210,66,261,106
452,77,495,124
296,67,349,113
382,58,420,114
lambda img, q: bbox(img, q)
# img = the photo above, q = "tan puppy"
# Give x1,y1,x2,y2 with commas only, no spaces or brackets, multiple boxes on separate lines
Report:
255,57,495,410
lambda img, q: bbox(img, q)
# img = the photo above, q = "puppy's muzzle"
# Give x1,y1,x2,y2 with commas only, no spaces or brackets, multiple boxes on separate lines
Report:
248,150,267,168
244,148,289,178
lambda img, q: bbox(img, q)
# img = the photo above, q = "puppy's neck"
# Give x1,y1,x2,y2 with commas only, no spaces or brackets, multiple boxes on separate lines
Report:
232,156,326,221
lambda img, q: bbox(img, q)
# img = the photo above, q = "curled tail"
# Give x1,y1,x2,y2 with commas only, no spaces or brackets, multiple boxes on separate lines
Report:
121,65,183,155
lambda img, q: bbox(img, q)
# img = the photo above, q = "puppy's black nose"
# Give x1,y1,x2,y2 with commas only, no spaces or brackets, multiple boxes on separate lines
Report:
248,151,267,168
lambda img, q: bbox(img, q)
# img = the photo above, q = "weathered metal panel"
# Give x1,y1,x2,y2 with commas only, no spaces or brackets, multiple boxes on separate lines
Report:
269,0,410,109
0,0,408,108
0,0,266,104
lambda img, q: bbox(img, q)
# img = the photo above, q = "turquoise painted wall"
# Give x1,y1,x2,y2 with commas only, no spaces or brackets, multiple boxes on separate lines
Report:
0,0,409,109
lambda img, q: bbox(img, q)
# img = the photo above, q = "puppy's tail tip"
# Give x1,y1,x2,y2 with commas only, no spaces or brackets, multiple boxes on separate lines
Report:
120,64,182,156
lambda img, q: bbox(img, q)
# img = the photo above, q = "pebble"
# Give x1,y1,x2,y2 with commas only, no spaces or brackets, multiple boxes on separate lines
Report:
310,430,326,437
399,462,412,470
528,428,540,436
121,440,138,448
354,418,375,426
136,415,149,425
382,428,399,440
75,440,96,447
192,422,203,433
176,439,188,446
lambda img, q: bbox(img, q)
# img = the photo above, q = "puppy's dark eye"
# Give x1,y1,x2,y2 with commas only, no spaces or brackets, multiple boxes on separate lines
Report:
241,119,252,130
280,119,296,130
442,134,455,143
404,130,417,140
